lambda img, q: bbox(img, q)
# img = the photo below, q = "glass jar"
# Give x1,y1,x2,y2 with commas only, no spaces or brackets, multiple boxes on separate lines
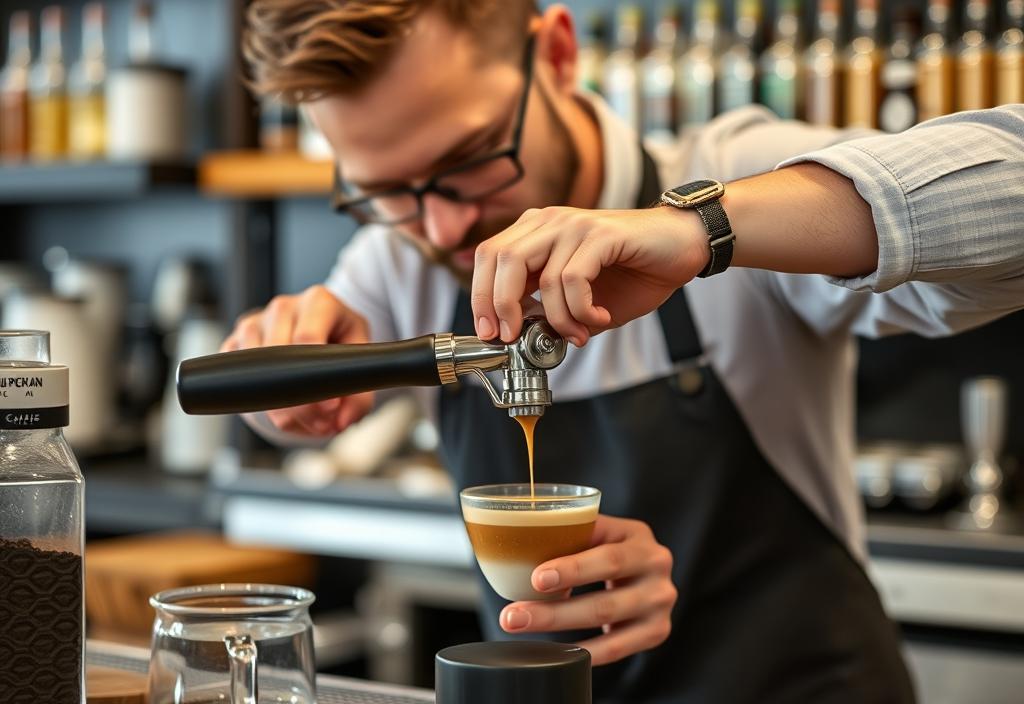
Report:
0,330,84,704
148,584,317,704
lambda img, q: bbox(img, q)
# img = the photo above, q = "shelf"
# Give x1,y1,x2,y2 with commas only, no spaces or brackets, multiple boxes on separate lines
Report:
0,160,195,204
199,150,334,197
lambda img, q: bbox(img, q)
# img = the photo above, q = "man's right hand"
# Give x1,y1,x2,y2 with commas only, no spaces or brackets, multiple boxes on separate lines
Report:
221,285,374,437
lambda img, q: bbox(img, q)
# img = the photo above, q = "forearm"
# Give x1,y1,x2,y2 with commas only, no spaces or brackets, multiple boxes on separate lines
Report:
679,105,1024,289
718,163,878,278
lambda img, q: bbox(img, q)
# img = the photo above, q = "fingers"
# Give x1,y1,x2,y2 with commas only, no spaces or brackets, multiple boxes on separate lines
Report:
336,391,374,429
575,615,674,666
561,236,615,331
221,285,370,437
221,312,264,352
537,238,593,347
497,515,677,665
500,577,676,635
472,208,552,342
533,519,671,592
471,207,616,344
296,284,370,345
262,296,299,346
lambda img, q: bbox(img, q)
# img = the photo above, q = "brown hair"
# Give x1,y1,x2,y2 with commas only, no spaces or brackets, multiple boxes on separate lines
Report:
243,0,537,104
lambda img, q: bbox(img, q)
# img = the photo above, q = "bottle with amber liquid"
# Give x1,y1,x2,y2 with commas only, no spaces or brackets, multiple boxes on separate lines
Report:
996,0,1024,104
956,0,995,110
603,5,644,133
844,0,882,128
641,3,681,142
0,11,32,160
803,0,843,126
68,3,107,160
717,0,761,114
29,6,69,161
678,0,722,128
916,0,955,121
760,0,802,120
879,7,921,132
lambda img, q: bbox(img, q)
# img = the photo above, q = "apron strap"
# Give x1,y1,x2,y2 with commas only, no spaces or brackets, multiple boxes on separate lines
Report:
452,145,704,362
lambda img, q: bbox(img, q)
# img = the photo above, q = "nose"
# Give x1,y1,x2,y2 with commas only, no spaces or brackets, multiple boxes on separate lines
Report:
422,193,480,251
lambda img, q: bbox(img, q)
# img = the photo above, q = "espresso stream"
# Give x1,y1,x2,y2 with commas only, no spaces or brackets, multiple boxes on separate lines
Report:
514,414,539,497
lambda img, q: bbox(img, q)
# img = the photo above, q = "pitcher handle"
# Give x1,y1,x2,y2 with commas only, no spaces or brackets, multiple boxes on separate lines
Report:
224,634,259,704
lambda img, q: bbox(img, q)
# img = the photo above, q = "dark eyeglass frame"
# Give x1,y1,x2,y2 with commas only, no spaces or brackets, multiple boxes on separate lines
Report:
331,35,536,225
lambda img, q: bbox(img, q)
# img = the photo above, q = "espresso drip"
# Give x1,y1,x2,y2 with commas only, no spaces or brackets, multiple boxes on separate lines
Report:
514,414,540,497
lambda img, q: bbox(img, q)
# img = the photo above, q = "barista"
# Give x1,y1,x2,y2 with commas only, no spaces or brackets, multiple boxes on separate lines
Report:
232,1,1024,702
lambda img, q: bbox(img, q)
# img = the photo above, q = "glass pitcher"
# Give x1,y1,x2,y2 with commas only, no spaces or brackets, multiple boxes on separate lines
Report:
148,583,316,704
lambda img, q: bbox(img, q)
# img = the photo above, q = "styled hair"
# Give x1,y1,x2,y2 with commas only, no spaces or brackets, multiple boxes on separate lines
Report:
243,0,538,103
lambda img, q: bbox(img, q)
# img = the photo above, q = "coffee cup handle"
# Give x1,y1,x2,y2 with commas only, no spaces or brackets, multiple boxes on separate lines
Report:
224,634,259,704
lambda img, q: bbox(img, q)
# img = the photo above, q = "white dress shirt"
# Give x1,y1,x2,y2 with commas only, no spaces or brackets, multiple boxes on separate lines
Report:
260,99,1024,561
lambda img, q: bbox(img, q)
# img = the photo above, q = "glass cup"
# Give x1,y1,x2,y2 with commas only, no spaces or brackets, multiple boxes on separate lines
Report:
148,583,316,704
460,483,601,602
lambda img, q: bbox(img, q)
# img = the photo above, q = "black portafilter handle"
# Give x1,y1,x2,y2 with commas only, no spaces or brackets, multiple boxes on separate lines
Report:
176,335,440,415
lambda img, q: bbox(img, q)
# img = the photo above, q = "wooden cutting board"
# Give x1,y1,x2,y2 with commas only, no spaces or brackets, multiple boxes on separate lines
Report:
86,666,147,704
86,530,316,637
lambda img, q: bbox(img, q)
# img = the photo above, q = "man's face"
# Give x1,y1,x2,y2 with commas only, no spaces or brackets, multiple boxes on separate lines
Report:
306,10,576,284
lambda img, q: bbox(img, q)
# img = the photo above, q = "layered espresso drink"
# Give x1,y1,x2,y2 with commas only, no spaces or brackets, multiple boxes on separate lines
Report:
460,484,601,602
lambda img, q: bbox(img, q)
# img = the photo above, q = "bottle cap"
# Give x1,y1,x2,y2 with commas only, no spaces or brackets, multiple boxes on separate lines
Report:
0,331,69,429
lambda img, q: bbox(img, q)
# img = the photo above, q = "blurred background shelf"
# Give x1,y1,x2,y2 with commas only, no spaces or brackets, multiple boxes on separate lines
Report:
0,160,194,203
199,150,334,198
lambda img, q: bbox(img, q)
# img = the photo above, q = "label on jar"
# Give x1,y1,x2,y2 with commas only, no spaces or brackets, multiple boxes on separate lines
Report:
0,364,69,428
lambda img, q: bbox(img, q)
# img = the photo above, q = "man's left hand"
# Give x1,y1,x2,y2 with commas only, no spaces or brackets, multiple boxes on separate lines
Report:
471,206,708,346
498,514,678,666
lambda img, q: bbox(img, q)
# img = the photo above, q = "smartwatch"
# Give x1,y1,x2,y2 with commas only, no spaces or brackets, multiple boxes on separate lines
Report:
659,180,734,278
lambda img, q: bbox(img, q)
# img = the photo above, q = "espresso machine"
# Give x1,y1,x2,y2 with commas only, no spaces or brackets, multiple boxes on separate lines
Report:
177,317,567,418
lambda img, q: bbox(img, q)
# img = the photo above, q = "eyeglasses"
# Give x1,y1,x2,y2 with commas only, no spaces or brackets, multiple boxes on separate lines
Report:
331,36,535,226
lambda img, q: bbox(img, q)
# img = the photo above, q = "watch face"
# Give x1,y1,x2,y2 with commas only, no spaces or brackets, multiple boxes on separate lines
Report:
662,180,725,208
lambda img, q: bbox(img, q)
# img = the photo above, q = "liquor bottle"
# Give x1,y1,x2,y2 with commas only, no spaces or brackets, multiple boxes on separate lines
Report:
29,6,69,160
130,1,156,63
603,5,643,132
843,0,882,128
259,98,299,152
879,7,921,132
760,0,802,120
68,3,107,159
577,12,609,95
718,0,761,114
803,0,843,126
0,12,32,160
916,0,955,121
642,3,681,142
0,331,85,704
956,0,995,110
995,0,1024,104
678,0,721,127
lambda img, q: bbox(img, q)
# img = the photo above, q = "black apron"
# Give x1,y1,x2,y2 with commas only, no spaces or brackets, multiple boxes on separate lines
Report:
438,149,916,704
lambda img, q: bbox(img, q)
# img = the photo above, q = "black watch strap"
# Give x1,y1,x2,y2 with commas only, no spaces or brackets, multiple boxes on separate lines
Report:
660,180,734,278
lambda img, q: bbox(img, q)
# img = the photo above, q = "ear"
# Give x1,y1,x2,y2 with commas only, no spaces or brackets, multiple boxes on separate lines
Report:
533,4,578,95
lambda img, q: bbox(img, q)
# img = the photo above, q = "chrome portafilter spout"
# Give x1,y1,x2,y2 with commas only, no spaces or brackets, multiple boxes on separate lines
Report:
176,316,567,418
951,376,1012,532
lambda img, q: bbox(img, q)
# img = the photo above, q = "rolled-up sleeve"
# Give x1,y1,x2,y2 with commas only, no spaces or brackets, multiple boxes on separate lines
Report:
776,105,1024,293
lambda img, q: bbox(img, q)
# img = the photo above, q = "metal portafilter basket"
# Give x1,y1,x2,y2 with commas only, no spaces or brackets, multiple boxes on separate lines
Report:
176,317,567,418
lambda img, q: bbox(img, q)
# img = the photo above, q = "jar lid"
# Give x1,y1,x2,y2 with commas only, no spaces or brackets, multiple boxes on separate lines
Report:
435,641,591,704
0,331,69,429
